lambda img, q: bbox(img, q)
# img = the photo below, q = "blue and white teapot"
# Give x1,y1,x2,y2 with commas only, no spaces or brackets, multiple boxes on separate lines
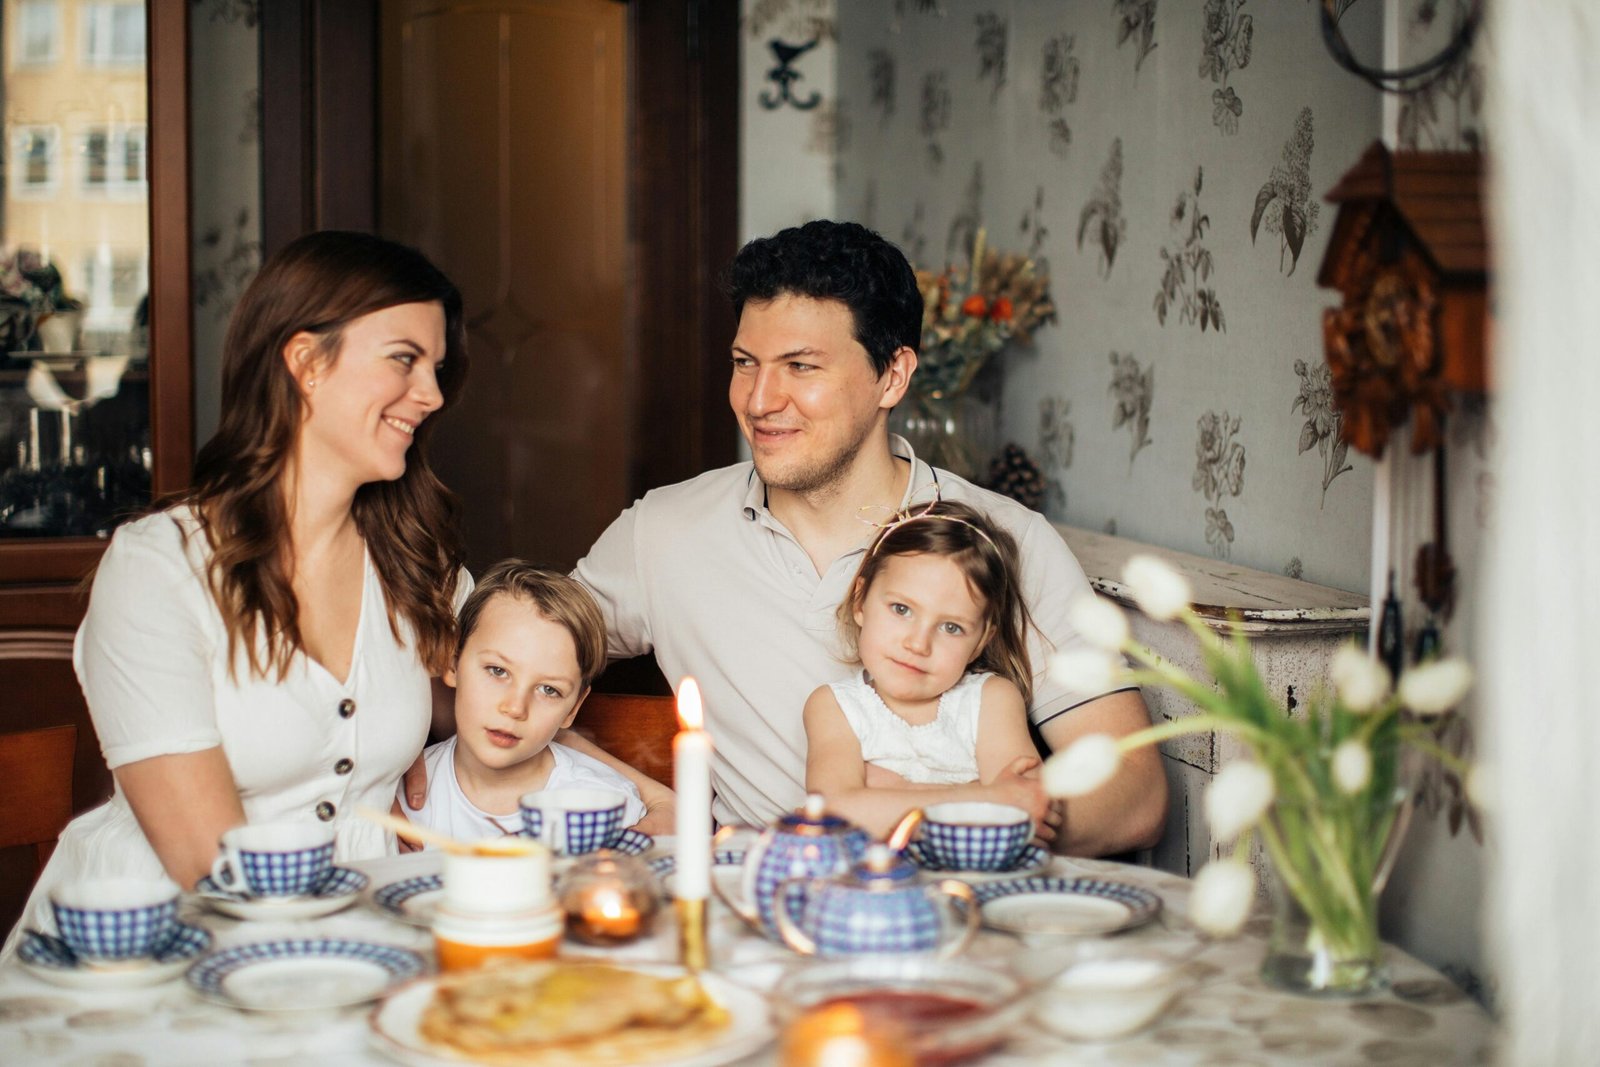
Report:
773,833,979,958
711,793,873,937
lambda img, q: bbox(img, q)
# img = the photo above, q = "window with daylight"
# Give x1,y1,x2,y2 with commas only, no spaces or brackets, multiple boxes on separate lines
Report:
80,2,145,67
78,125,147,193
80,248,148,332
8,125,61,195
13,0,62,66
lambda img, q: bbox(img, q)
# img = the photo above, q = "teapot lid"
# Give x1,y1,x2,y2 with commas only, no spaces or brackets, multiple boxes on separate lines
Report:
775,793,859,838
842,843,919,889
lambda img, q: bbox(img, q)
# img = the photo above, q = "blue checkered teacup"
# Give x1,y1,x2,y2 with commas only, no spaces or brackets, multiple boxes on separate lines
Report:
518,788,627,856
210,823,336,897
50,877,181,962
918,802,1033,872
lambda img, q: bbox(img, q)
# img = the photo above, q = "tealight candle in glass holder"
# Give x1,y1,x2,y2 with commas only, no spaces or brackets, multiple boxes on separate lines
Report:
555,851,661,946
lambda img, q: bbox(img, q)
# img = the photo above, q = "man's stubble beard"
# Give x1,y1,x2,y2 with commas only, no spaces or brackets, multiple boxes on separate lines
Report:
751,416,881,498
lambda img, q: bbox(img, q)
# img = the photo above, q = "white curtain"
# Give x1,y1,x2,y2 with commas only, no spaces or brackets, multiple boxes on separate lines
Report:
1483,3,1600,1061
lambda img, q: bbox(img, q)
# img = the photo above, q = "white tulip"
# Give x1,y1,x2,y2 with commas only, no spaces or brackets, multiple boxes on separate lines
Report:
1049,648,1119,694
1332,739,1372,795
1067,594,1130,653
1042,735,1122,798
1122,554,1193,622
1329,643,1390,713
1398,658,1473,716
1190,860,1255,937
1205,761,1275,841
1466,763,1492,810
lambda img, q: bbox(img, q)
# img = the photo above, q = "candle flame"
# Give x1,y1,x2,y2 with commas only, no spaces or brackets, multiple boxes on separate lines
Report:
677,677,703,731
598,893,625,920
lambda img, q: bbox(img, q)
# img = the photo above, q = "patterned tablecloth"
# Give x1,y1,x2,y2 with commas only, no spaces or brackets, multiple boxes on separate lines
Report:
0,849,1496,1066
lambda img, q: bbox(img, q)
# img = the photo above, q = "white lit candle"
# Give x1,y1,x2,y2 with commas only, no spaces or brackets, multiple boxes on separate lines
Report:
673,677,713,900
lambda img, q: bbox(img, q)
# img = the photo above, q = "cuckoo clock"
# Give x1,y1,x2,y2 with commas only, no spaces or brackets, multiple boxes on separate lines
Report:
1317,142,1488,459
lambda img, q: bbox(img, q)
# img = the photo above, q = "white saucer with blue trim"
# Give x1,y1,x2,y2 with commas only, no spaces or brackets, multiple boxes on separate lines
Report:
972,876,1163,936
905,840,1054,881
18,923,212,991
195,866,368,921
185,937,425,1010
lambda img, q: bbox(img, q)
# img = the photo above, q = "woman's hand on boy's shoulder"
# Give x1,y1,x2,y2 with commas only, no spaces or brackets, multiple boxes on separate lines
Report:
389,798,422,853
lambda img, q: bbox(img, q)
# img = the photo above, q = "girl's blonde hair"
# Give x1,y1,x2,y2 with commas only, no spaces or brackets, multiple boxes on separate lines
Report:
838,500,1035,707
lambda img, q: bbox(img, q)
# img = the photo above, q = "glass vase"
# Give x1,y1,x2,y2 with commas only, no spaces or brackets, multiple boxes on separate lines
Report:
1257,791,1411,997
889,391,998,481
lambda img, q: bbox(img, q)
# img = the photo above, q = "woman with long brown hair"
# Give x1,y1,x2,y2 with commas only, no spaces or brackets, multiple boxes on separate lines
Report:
9,231,469,941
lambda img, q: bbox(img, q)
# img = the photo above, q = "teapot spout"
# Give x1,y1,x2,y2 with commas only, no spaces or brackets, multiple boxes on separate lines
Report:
886,808,924,852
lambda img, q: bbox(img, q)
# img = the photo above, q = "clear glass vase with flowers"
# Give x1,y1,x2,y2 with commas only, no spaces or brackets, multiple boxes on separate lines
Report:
899,230,1056,479
1044,556,1480,996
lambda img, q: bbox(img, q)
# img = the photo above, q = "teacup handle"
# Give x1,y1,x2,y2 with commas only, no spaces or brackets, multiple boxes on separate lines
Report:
933,878,980,960
209,845,243,892
771,876,818,956
708,824,763,933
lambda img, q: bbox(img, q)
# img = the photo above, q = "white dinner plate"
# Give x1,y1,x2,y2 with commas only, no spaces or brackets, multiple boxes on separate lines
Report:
368,963,773,1066
972,876,1163,936
17,923,211,991
185,937,426,1011
195,866,368,921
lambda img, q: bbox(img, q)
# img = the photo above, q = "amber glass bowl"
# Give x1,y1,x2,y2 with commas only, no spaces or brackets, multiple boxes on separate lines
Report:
770,956,1031,1066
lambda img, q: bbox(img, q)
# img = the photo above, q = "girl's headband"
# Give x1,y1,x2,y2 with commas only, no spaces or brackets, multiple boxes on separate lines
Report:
857,487,998,558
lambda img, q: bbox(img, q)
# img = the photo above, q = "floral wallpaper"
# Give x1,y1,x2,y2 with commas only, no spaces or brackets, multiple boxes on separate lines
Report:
831,0,1385,592
746,3,1497,1008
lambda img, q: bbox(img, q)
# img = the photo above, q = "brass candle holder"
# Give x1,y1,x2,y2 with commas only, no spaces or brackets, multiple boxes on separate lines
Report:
676,896,709,972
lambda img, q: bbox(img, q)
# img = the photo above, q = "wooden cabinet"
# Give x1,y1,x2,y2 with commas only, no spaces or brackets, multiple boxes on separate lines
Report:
0,0,192,817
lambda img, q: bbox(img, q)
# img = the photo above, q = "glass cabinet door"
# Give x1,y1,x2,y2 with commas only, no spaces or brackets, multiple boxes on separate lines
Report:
0,0,160,540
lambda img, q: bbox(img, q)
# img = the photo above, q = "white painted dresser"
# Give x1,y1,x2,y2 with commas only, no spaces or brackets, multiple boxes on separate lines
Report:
1056,526,1370,878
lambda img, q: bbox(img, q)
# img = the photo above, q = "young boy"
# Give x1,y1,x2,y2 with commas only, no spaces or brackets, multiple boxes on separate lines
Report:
401,560,647,841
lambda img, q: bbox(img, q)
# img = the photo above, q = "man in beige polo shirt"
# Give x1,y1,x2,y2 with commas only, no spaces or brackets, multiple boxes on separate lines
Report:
571,221,1166,856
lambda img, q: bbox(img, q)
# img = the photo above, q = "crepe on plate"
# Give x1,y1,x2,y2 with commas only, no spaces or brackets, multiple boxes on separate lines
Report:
419,960,730,1065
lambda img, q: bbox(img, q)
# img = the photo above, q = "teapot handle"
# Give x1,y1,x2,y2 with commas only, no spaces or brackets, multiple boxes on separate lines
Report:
708,824,764,933
771,876,818,956
886,807,924,852
933,878,981,960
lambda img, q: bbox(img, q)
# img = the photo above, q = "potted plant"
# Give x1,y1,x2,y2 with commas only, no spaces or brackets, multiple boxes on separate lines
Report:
1044,555,1480,995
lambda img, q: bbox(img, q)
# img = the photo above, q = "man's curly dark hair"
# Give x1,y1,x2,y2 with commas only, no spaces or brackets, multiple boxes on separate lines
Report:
725,220,923,377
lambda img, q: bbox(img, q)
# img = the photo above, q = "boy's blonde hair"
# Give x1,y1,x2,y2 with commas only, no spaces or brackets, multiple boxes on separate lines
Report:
455,560,608,688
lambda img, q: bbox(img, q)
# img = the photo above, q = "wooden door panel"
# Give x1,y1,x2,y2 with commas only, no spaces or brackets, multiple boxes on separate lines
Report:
381,0,629,571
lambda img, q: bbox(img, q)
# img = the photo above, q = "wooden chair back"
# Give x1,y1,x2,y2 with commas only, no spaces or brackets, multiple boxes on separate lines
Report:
569,692,678,789
0,724,77,871
0,630,113,814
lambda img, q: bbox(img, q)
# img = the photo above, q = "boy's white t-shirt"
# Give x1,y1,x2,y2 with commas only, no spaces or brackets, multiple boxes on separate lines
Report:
402,736,648,843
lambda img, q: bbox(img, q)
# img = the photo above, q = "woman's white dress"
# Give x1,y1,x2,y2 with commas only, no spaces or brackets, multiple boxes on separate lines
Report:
5,507,450,953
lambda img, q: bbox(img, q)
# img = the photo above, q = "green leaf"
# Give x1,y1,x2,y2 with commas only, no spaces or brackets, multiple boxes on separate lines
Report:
1250,184,1276,244
1283,207,1306,275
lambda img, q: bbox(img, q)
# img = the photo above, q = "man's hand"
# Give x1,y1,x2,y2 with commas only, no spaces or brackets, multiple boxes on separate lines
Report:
632,797,677,837
402,753,428,812
986,755,1050,830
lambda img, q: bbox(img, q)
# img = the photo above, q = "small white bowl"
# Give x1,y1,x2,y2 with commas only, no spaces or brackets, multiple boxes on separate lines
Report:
1032,948,1191,1041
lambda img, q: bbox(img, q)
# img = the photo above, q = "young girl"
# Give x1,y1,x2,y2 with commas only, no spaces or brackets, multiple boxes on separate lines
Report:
400,560,647,841
803,500,1050,837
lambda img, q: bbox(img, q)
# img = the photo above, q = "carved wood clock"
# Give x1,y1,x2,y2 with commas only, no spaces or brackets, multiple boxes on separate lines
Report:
1317,142,1488,624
